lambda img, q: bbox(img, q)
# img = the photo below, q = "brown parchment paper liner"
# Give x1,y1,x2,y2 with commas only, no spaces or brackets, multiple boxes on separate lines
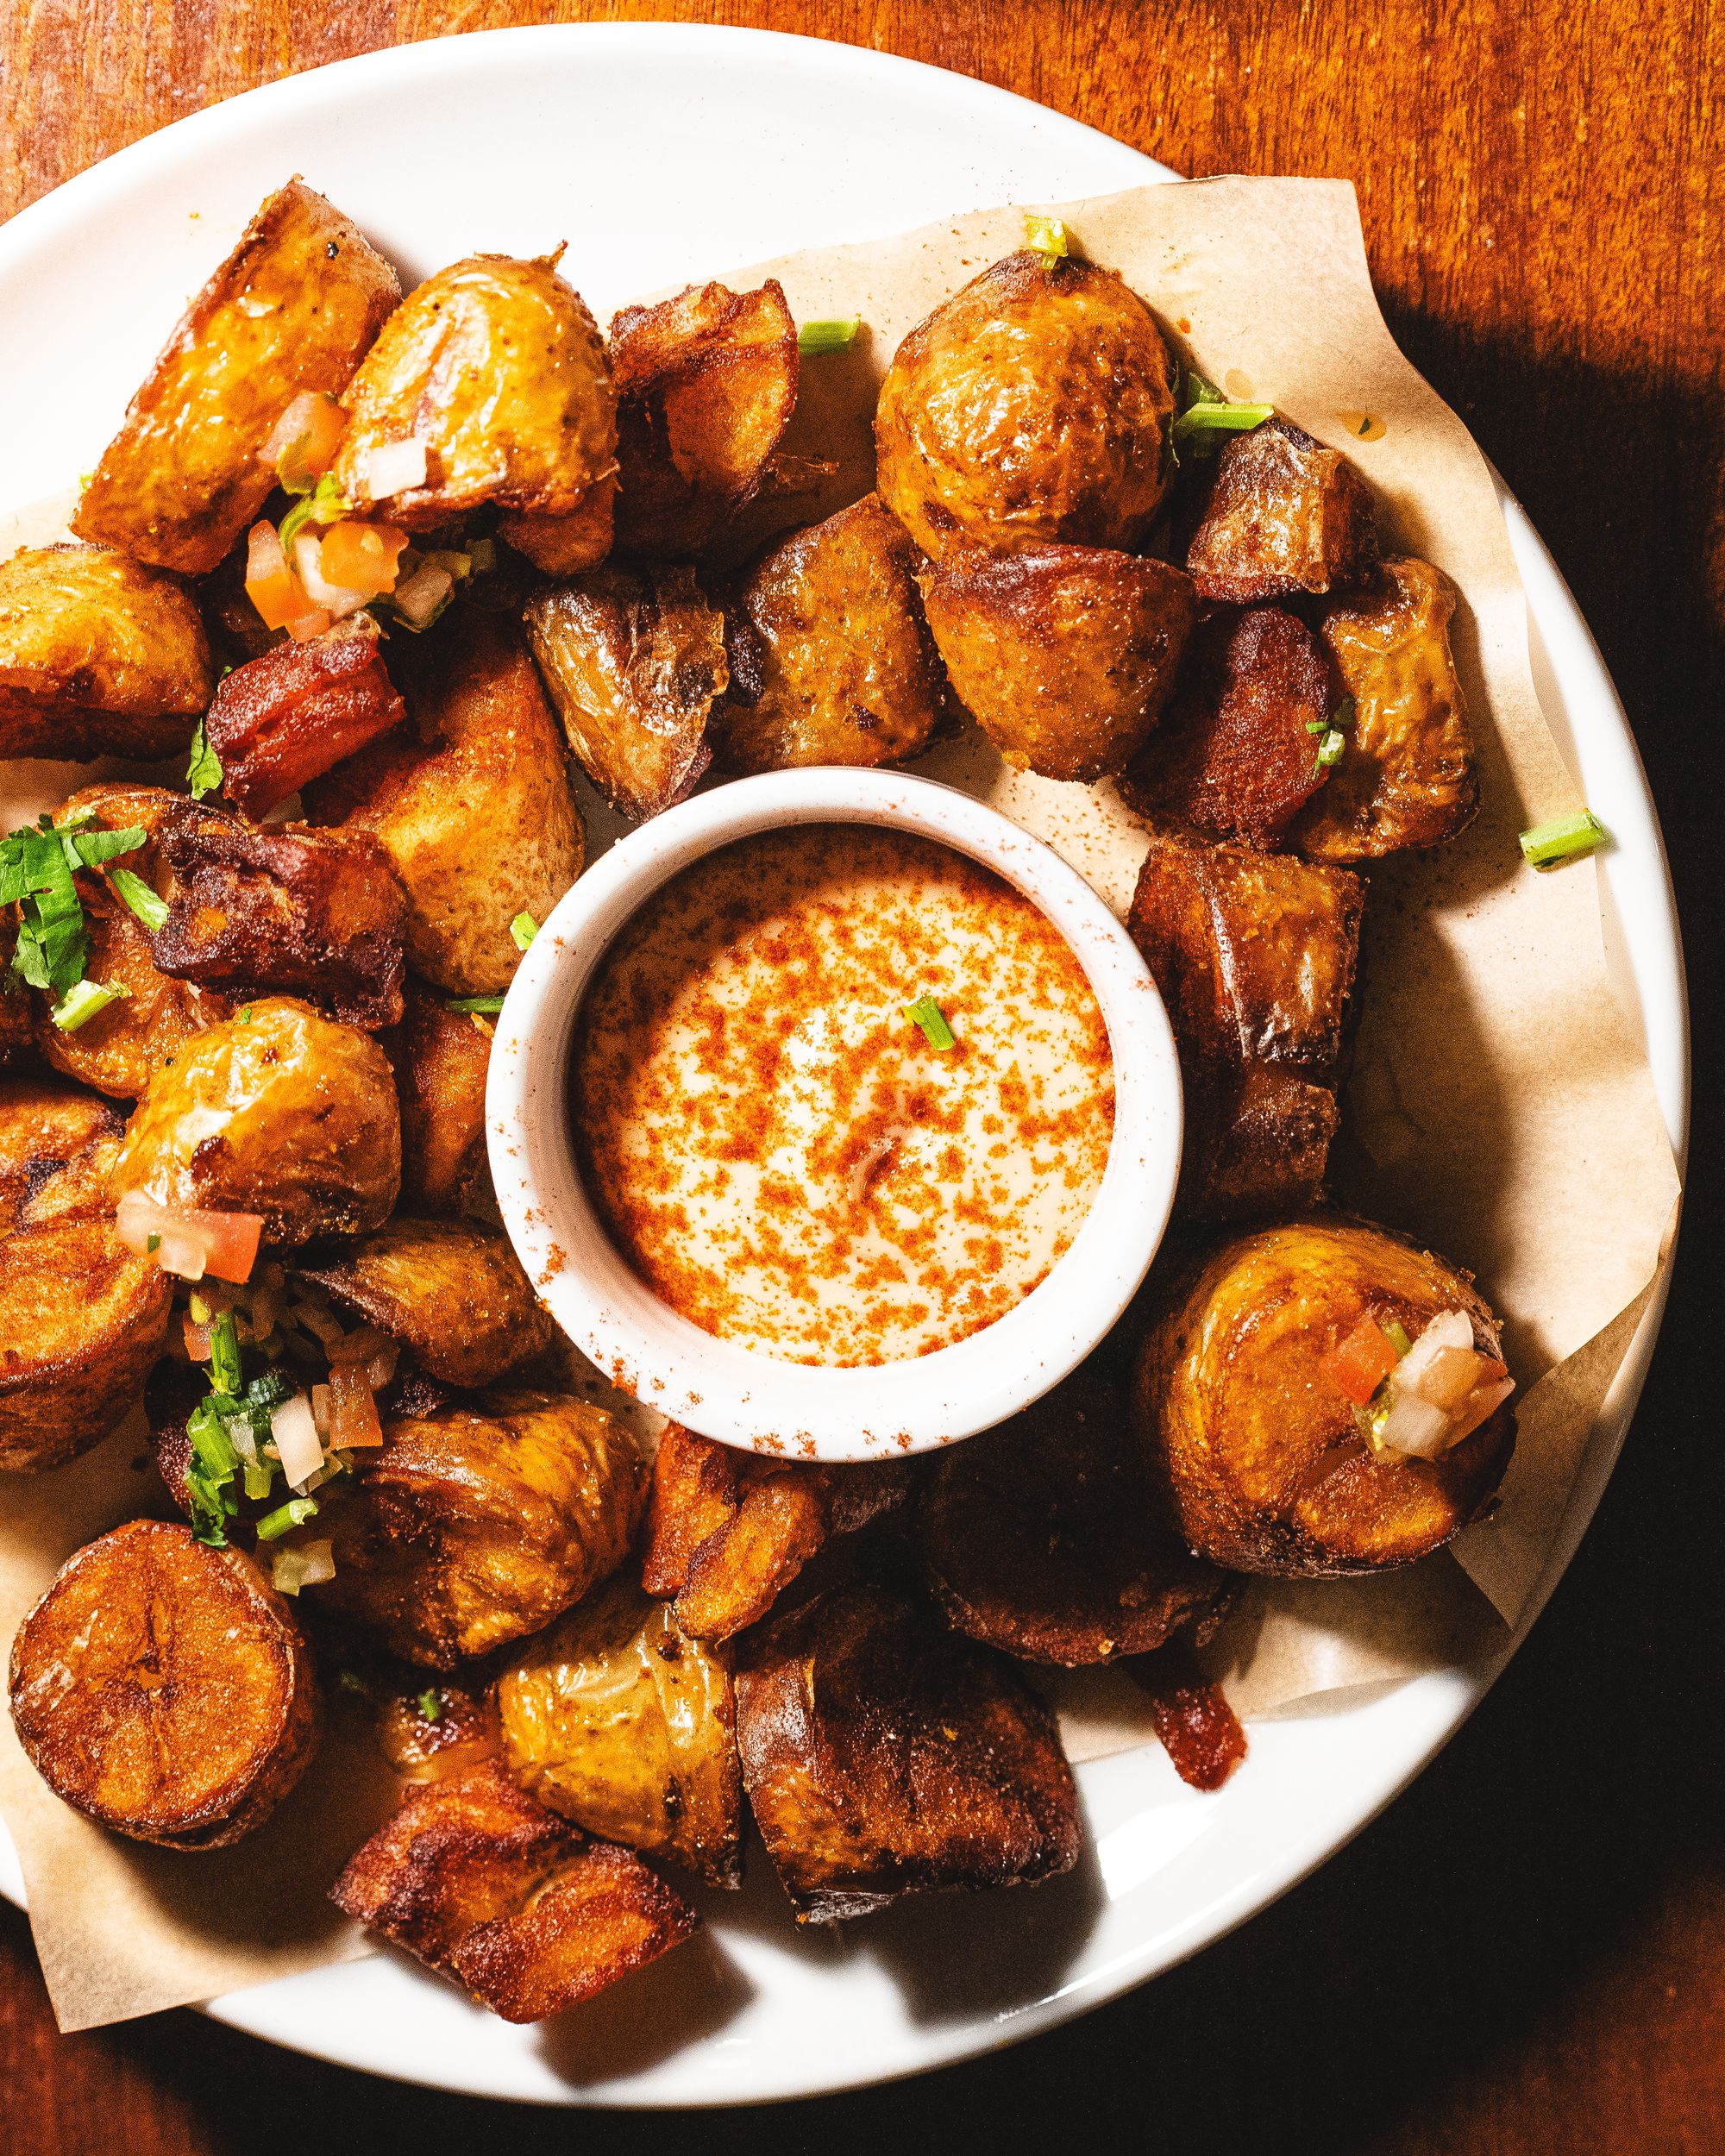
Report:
0,177,1679,2025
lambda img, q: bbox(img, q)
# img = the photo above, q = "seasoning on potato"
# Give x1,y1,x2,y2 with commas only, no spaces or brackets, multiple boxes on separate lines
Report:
394,979,492,1216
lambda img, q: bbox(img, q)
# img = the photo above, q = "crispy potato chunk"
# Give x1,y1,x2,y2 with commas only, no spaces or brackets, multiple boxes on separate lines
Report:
736,1583,1080,1921
0,544,215,760
9,1520,319,1846
72,180,399,576
1291,558,1479,860
396,979,491,1214
335,254,616,530
111,995,401,1244
607,280,799,557
1121,606,1334,849
919,543,1195,781
296,1218,555,1389
916,1364,1228,1666
523,566,724,818
329,1759,699,2021
320,1391,643,1668
502,478,618,577
1136,1213,1516,1576
1185,417,1379,604
712,495,947,774
204,617,407,819
499,1573,743,1888
375,1671,503,1786
875,251,1176,562
1128,829,1363,1219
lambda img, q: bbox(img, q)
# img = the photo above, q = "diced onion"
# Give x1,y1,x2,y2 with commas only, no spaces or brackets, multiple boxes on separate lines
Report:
1370,1389,1454,1459
270,1392,324,1491
116,1191,263,1284
391,561,454,629
273,1539,336,1596
1370,1310,1515,1457
292,532,371,621
360,436,429,499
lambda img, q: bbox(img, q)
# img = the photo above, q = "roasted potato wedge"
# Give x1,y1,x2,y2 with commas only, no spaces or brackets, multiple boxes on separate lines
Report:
329,1759,699,2021
607,279,799,557
499,1573,743,1888
396,979,491,1215
72,179,399,575
1135,1213,1517,1576
0,543,215,760
522,566,724,818
736,1584,1080,1921
295,1218,555,1389
1185,417,1379,605
9,1520,319,1846
0,1078,122,1231
875,250,1176,562
915,1363,1228,1666
203,617,407,819
320,1391,643,1668
110,995,401,1244
919,543,1196,781
1120,605,1336,849
712,494,947,774
1290,558,1479,860
335,254,616,531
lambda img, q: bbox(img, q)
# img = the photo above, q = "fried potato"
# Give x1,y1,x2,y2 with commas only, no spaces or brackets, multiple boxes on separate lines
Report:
320,1391,643,1668
607,280,799,557
331,1760,698,2021
72,181,397,574
9,1520,319,1846
915,1364,1228,1666
374,1671,502,1785
1135,1213,1516,1576
111,995,401,1244
204,617,407,819
875,251,1176,562
1120,605,1335,849
312,614,583,994
0,959,32,1068
502,476,617,577
335,254,616,530
0,543,215,760
499,1573,743,1888
1185,417,1379,604
919,543,1195,781
522,566,724,818
0,1078,122,1230
396,979,491,1215
1290,558,1479,860
736,1583,1080,1921
712,494,947,774
296,1218,555,1389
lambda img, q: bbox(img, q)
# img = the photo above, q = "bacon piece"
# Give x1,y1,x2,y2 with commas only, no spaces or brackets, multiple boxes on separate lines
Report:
204,618,407,818
1127,1639,1247,1791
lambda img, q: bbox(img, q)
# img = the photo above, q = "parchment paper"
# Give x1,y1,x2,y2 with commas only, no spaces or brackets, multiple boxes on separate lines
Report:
0,177,1681,2025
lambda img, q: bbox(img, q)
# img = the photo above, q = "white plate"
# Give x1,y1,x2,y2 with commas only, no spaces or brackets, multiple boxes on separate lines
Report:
0,21,1687,2108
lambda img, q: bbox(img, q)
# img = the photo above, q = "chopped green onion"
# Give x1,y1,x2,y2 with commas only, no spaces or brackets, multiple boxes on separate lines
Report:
242,1457,277,1501
1181,366,1226,411
239,1006,253,1023
510,912,538,952
186,717,223,800
417,1689,443,1722
110,864,169,932
1314,729,1346,772
336,1667,370,1697
209,1307,243,1396
1381,1319,1413,1357
147,1232,161,1253
448,993,505,1014
797,317,861,354
50,978,128,1032
254,1495,319,1542
78,470,93,490
277,472,348,550
903,994,957,1050
1024,212,1070,264
184,1397,242,1545
1172,401,1275,441
1520,809,1606,868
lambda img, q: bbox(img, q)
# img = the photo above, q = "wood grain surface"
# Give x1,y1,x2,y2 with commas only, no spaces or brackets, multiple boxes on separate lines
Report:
2,4,1721,2151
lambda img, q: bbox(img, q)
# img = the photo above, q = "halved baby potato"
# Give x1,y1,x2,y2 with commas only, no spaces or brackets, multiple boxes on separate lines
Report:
1185,417,1379,605
395,980,492,1216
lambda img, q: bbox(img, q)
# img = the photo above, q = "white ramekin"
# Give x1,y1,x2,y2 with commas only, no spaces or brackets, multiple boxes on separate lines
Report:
486,768,1182,1462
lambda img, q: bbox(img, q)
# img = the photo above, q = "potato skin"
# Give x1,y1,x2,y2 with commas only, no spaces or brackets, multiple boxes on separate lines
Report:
919,543,1196,781
9,1520,319,1847
110,995,401,1244
73,179,400,576
712,494,947,774
335,254,616,530
0,544,214,760
875,251,1176,562
1135,1213,1516,1576
1185,417,1379,605
396,979,491,1214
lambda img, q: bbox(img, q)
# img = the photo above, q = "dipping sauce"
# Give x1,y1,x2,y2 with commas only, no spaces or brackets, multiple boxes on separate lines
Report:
571,824,1115,1368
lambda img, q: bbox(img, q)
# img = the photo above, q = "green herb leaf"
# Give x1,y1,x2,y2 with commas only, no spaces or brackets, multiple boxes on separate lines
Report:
1024,212,1070,264
797,317,861,354
109,864,169,932
186,717,223,800
1172,401,1275,441
510,911,538,952
447,993,506,1014
50,977,128,1031
1519,809,1607,868
417,1689,443,1722
255,1495,319,1542
147,1232,161,1253
277,472,348,551
903,994,957,1050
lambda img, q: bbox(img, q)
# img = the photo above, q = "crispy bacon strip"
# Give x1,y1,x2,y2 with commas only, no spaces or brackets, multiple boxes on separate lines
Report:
1127,1639,1248,1791
204,619,406,818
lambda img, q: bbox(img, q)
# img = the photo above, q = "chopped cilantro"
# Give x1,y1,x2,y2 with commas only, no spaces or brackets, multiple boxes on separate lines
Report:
278,472,348,550
110,864,169,932
186,717,223,800
417,1689,443,1722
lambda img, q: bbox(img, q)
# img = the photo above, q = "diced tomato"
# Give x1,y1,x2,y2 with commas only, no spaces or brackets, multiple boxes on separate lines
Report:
318,519,409,597
245,521,316,632
285,604,333,642
263,391,347,488
116,1191,266,1284
1319,1314,1401,1405
329,1360,385,1447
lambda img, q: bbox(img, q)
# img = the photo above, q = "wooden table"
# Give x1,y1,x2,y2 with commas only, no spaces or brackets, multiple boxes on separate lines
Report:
2,4,1719,2149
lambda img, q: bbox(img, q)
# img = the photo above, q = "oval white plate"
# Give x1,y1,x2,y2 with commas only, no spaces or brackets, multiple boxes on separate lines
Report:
0,21,1687,2108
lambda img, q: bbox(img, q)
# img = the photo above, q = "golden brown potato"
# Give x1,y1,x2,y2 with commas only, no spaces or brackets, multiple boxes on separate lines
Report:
1290,558,1479,861
329,1760,699,2021
875,250,1176,562
335,254,616,531
0,1078,121,1231
522,565,724,818
499,1573,743,1888
1128,829,1364,1219
736,1583,1080,1921
319,1391,643,1668
1185,417,1379,605
915,1363,1229,1666
374,1672,502,1786
311,614,583,994
295,1218,555,1389
919,543,1195,782
1135,1213,1517,1576
9,1520,319,1847
0,544,215,760
203,617,407,819
501,476,617,577
72,179,399,576
712,494,947,774
608,280,799,557
110,996,401,1244
396,979,491,1214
